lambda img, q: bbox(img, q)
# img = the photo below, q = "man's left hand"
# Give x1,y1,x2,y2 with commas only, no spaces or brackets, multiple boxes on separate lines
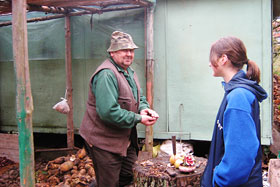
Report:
140,108,159,119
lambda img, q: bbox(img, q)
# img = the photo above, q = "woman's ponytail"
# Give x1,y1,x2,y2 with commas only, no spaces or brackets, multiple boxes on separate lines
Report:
246,60,260,83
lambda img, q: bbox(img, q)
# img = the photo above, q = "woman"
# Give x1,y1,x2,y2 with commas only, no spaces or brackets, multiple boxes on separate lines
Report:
200,36,267,187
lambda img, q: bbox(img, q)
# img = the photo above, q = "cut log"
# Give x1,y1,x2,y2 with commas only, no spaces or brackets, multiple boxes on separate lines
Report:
133,156,207,187
268,159,280,187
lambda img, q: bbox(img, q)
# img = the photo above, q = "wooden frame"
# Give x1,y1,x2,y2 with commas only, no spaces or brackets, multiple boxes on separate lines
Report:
1,0,156,185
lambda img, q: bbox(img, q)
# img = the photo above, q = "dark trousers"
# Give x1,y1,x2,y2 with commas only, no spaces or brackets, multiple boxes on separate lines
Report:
84,141,137,187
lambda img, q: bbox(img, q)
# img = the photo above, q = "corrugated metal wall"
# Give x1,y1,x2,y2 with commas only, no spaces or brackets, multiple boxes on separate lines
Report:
0,0,272,144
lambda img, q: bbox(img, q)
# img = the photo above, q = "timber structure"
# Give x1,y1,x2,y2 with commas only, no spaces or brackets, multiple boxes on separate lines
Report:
0,0,156,186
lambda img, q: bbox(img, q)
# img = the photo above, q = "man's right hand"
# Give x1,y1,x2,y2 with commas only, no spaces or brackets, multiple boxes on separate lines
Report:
140,115,157,126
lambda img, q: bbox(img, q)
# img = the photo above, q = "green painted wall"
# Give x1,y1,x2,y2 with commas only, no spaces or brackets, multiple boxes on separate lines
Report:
0,0,272,144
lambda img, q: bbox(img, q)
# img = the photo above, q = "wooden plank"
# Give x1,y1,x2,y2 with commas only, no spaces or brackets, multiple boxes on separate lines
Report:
0,133,19,163
0,150,19,163
0,133,19,149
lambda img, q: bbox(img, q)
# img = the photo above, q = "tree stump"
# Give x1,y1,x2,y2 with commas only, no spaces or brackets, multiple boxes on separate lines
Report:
133,156,207,187
268,159,280,187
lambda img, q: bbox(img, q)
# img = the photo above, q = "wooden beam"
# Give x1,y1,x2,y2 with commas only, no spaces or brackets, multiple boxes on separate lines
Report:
27,4,69,14
145,5,155,157
1,0,151,15
12,0,35,186
27,0,132,7
28,0,105,4
0,4,144,27
35,147,78,152
65,16,74,149
74,4,142,14
0,14,66,27
130,0,152,7
0,0,12,15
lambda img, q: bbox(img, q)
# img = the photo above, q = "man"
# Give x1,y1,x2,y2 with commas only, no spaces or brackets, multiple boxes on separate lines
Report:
79,31,159,187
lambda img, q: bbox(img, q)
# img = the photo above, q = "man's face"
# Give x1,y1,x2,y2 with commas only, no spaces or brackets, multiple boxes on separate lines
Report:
110,49,135,70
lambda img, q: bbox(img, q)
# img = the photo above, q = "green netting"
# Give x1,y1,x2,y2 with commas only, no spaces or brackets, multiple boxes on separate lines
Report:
0,9,145,61
0,9,145,133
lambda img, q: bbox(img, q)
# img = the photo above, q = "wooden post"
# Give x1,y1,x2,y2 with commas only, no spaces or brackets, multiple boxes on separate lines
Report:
65,16,74,149
145,5,155,156
12,0,35,186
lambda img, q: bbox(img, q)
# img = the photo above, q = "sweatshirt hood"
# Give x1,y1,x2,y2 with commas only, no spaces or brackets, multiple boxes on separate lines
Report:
223,70,267,102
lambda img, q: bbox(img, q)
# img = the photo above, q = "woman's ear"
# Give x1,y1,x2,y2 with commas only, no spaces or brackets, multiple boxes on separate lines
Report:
220,54,228,65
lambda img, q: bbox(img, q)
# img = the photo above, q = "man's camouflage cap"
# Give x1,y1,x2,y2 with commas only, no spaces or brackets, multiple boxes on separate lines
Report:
107,31,138,52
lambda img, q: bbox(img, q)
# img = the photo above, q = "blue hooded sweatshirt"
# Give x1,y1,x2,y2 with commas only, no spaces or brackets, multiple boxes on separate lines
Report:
200,70,267,187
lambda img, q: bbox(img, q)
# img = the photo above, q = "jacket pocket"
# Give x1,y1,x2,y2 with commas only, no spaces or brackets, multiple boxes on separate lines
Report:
118,96,132,111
